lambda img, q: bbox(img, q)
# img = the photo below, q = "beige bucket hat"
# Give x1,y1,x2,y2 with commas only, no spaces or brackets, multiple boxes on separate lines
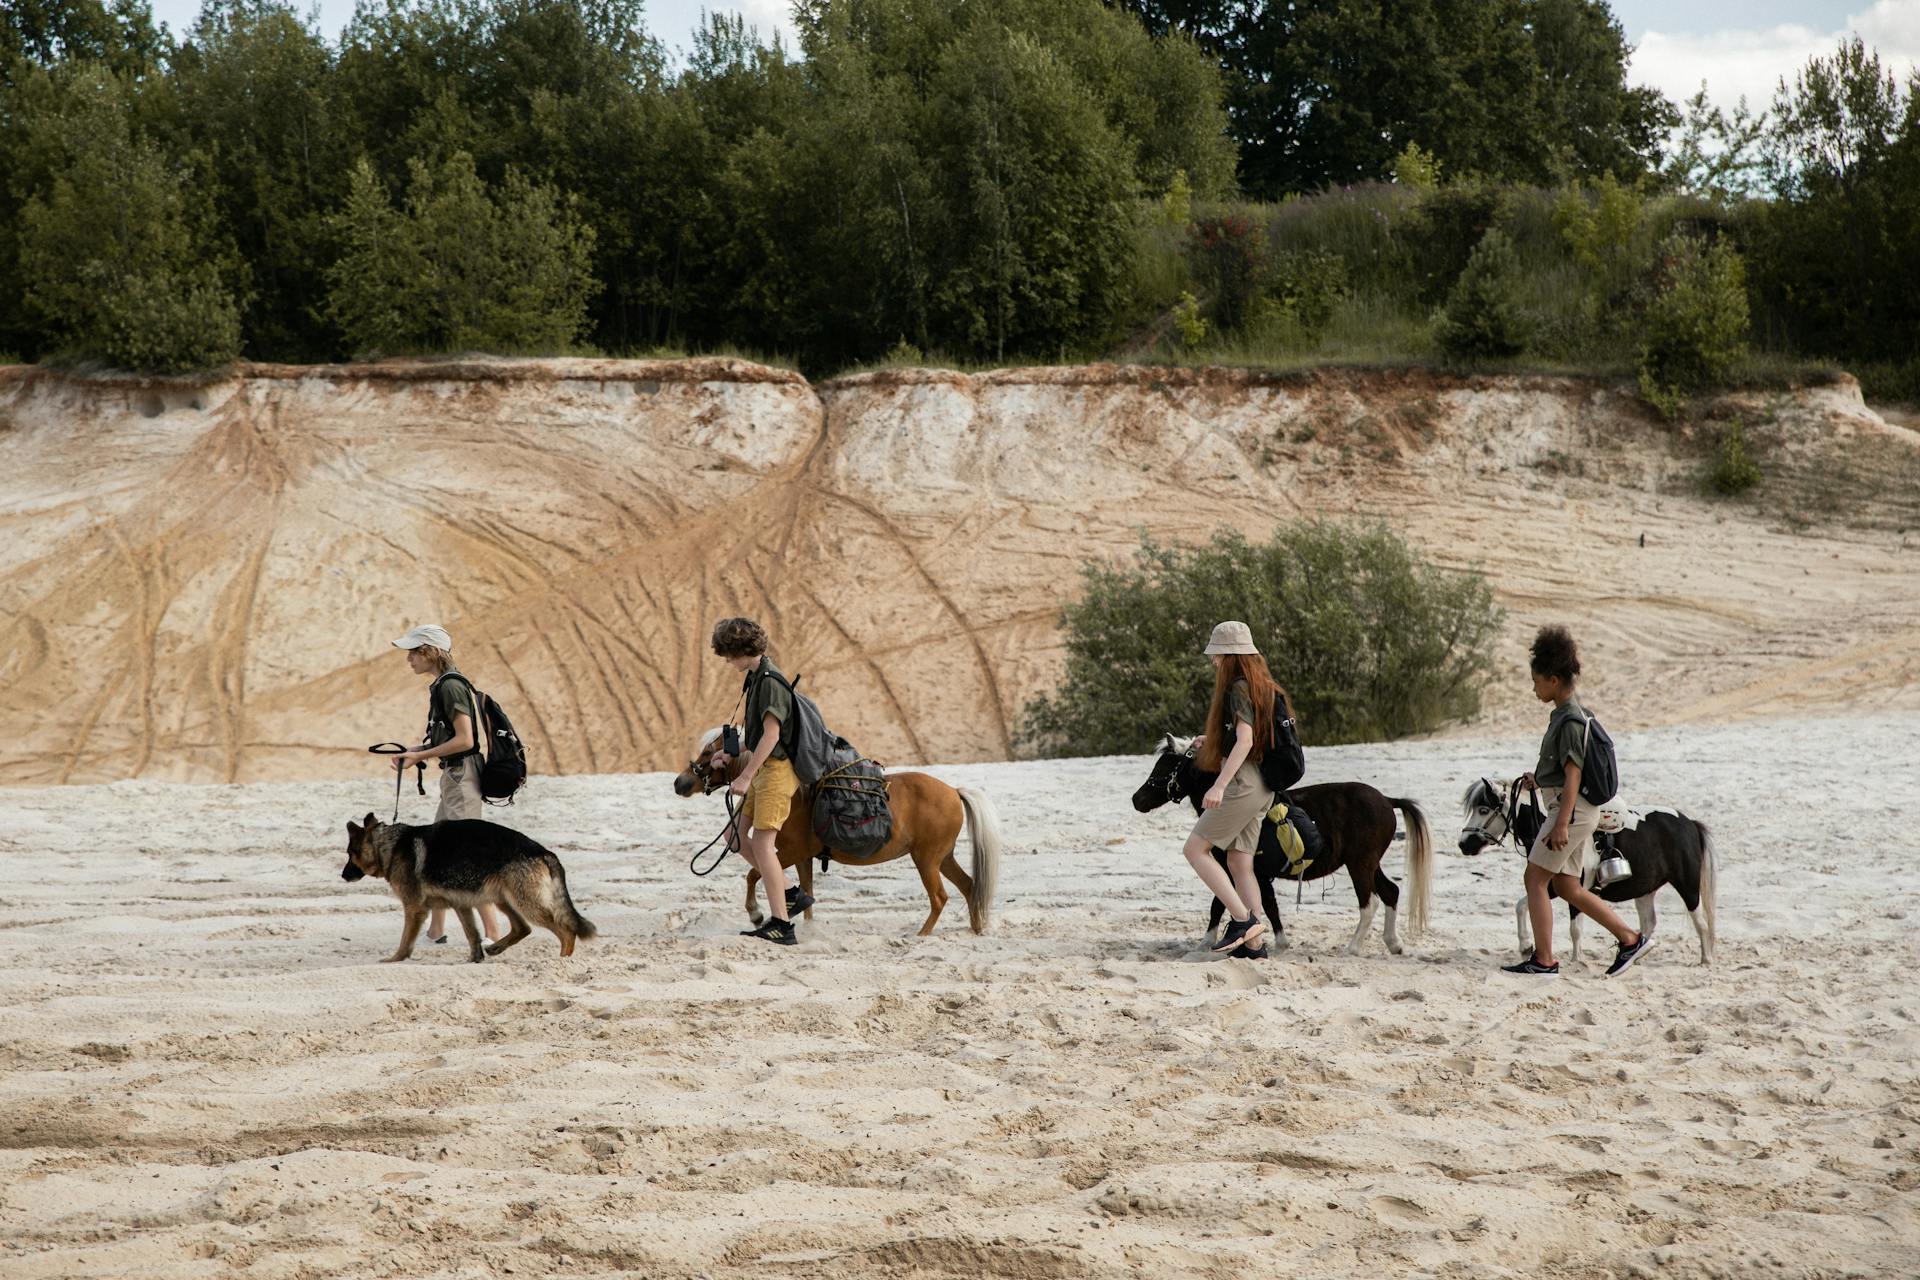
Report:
1203,620,1258,655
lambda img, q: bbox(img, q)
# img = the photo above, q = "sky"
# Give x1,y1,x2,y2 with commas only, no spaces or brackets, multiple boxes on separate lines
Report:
142,0,1920,117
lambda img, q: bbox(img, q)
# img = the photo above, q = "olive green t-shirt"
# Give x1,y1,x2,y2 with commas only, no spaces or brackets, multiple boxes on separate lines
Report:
1220,679,1263,784
1535,698,1589,789
427,668,479,767
742,656,795,760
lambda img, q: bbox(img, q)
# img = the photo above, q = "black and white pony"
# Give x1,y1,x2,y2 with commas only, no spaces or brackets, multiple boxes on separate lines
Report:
1132,734,1432,955
1457,777,1717,964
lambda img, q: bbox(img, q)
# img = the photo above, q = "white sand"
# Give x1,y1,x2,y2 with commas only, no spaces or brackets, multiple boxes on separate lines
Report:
2,713,1916,1278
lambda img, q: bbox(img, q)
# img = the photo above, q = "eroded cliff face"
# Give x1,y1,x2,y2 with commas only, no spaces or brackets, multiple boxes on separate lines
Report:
3,358,1916,784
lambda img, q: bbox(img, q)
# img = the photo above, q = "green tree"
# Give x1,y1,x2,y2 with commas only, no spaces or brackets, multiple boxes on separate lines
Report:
325,150,597,354
1021,523,1503,755
171,1,349,360
1110,0,1673,198
15,64,245,371
1435,228,1532,359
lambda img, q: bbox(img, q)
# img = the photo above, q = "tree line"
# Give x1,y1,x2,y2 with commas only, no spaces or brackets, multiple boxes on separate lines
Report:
0,0,1914,397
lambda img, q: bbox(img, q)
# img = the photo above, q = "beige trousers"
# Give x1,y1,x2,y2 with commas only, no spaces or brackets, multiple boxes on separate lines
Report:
436,758,485,822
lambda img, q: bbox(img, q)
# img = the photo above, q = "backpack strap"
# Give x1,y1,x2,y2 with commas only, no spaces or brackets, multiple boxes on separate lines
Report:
431,671,490,762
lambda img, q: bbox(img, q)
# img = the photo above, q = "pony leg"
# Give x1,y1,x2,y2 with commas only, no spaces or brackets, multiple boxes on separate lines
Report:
1205,896,1226,946
912,852,949,936
744,868,764,926
1374,870,1404,955
1345,899,1378,955
1259,880,1284,949
937,852,978,932
1515,896,1532,955
798,856,816,921
1569,906,1583,963
1635,894,1657,941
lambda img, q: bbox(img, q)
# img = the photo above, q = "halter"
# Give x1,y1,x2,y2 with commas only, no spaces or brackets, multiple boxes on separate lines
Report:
684,749,729,796
1155,741,1200,803
1464,777,1538,852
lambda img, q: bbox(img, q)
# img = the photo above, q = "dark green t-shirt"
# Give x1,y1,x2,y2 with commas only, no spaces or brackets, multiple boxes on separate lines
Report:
1219,679,1262,783
427,667,479,766
1535,697,1589,789
742,656,795,760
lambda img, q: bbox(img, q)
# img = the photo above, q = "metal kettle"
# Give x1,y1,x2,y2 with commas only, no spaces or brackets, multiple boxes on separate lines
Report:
1594,839,1631,888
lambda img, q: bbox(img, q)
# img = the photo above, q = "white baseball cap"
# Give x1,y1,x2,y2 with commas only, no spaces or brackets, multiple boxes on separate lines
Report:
392,624,452,652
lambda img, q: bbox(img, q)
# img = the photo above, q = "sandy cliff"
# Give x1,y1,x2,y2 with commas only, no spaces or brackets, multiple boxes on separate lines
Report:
2,359,1916,784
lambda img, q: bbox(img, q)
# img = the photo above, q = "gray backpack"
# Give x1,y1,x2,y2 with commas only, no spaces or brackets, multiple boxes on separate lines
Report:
754,669,893,859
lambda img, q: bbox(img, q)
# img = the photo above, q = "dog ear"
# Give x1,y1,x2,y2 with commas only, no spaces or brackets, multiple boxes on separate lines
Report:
364,811,378,828
348,819,363,840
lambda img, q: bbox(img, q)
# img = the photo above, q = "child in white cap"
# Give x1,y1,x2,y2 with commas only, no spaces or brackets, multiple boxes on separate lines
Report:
1185,620,1279,956
391,624,506,946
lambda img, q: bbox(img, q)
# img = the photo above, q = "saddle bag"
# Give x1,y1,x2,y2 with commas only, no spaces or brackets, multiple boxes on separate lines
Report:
812,755,893,860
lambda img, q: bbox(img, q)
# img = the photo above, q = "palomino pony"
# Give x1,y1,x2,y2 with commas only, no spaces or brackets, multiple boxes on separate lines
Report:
1132,734,1433,955
1458,777,1717,964
673,728,1001,936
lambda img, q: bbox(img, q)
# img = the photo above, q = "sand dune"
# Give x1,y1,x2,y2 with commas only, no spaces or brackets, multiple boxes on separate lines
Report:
1,713,1915,1277
3,360,1917,786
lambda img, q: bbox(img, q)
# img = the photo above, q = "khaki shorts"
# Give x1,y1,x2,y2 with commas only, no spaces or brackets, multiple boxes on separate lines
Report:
1190,768,1274,855
437,758,485,822
741,757,799,833
1528,786,1599,877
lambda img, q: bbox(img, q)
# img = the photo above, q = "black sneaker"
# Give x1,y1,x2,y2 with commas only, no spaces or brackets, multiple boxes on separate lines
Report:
1229,943,1269,959
1501,953,1560,976
1605,932,1654,977
785,885,815,914
1211,914,1266,953
741,919,797,946
429,934,448,945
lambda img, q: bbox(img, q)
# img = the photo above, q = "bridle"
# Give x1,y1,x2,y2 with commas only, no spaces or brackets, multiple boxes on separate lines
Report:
1153,743,1199,804
1463,776,1539,852
684,750,727,796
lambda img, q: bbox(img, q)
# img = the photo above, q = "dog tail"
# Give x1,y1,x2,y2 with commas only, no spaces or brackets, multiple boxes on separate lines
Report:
544,854,598,941
1389,797,1433,940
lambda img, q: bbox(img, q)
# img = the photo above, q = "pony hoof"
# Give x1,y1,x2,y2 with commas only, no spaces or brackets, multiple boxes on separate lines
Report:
747,911,765,927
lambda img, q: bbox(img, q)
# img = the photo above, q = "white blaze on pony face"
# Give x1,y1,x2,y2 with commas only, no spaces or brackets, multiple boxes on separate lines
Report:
1457,778,1509,855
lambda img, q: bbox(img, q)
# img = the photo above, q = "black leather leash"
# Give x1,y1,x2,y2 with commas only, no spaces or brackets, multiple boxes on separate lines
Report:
368,742,423,822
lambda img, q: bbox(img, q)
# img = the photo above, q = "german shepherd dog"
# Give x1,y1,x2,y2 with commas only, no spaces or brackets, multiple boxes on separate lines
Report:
342,814,597,963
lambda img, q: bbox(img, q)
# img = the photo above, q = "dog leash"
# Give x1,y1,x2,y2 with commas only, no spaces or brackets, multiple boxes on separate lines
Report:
368,742,422,822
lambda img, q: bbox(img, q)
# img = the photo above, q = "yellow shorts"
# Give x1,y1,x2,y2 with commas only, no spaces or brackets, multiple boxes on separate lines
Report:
740,757,799,833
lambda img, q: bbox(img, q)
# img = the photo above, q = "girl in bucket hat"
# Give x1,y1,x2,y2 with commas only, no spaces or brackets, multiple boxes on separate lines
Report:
390,624,506,946
1185,621,1279,956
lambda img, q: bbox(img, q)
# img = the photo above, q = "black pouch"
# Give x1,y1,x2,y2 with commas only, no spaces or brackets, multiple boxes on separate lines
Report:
722,725,742,757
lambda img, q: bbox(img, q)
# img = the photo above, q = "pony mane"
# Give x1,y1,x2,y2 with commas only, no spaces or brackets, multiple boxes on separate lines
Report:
1460,777,1503,813
692,725,725,757
1160,732,1197,757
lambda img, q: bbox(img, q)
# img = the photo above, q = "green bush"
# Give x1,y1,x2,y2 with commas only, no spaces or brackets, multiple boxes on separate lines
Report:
1264,183,1413,295
1256,248,1349,341
1435,229,1533,360
1404,182,1502,305
1184,210,1267,330
1708,418,1762,494
1637,229,1749,417
1020,523,1503,756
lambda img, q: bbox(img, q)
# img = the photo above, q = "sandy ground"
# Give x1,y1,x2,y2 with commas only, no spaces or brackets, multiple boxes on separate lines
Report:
2,713,1916,1279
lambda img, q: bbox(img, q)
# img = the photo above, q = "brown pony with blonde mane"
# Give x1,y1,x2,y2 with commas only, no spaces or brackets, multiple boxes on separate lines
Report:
673,729,1001,936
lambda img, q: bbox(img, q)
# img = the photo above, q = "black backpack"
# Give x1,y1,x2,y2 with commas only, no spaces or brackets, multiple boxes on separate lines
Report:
433,673,529,804
1577,711,1618,807
1258,693,1306,793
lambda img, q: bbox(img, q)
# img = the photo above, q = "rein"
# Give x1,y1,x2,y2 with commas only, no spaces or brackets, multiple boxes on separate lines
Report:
688,790,742,877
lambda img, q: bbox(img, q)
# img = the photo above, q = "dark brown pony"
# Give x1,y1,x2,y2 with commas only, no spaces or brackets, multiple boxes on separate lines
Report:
672,728,1001,935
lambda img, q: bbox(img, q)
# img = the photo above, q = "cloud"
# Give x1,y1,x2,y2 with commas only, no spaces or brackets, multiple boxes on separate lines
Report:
1629,1,1920,112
